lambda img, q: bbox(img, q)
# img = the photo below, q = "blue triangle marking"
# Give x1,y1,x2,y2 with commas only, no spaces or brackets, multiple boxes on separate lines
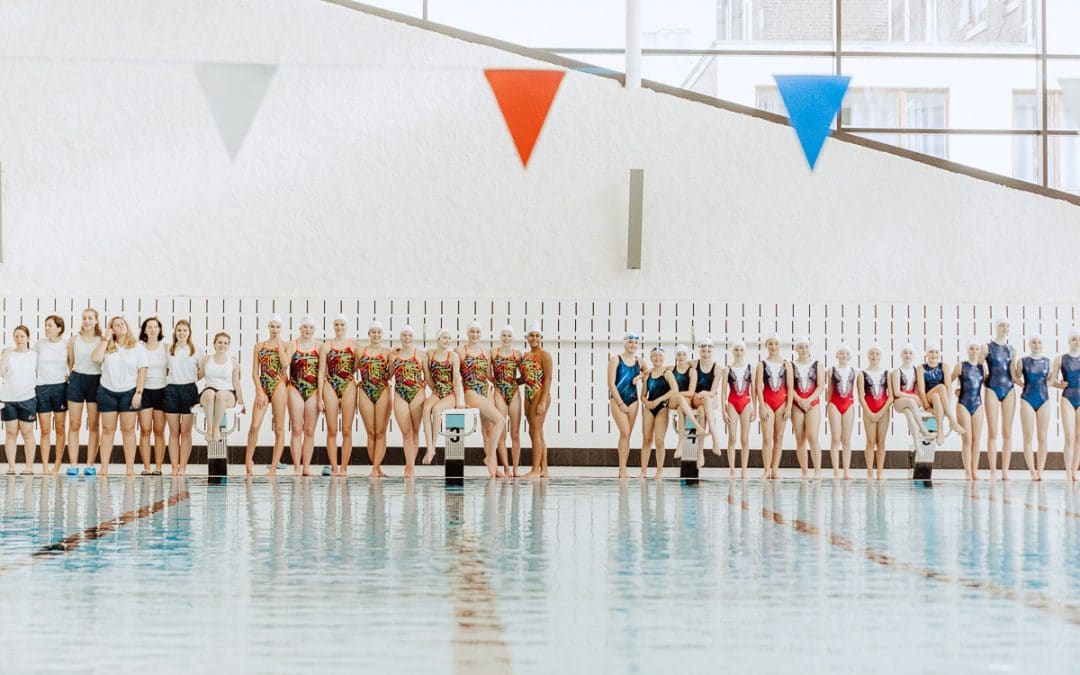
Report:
773,75,851,170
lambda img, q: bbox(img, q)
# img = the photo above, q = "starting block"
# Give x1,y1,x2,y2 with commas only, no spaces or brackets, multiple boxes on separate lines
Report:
194,405,241,482
439,409,480,483
679,416,700,479
911,415,938,481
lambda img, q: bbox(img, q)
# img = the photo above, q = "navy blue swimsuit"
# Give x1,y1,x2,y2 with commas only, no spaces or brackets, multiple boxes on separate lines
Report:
1020,356,1049,411
1061,354,1080,409
922,363,944,391
958,362,985,415
695,362,717,393
644,372,671,409
672,365,692,393
985,342,1015,402
613,357,640,406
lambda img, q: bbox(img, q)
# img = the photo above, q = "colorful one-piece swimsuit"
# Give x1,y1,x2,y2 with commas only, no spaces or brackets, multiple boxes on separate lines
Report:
326,343,356,398
863,369,889,413
393,352,425,404
258,344,284,397
793,361,819,407
491,349,521,405
520,351,545,402
429,353,455,399
357,348,389,403
289,342,319,401
762,360,787,412
460,348,490,396
829,366,856,414
727,364,752,414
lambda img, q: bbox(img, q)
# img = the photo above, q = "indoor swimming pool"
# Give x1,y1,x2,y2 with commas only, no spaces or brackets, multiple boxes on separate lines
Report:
1,476,1079,673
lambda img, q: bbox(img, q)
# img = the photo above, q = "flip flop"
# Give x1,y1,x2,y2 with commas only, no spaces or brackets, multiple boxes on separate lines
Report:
66,467,79,476
83,467,97,476
322,466,333,476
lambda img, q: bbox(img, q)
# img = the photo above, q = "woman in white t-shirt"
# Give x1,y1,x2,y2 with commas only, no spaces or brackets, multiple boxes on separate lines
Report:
198,332,245,445
163,320,201,476
92,316,148,476
137,317,168,475
35,315,70,474
1,326,39,475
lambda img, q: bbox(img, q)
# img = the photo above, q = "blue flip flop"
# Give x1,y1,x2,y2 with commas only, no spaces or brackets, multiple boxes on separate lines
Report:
83,467,97,476
322,466,333,476
66,467,79,476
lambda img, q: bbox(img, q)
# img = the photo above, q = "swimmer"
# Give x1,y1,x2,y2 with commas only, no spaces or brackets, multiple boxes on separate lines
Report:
890,343,932,450
283,317,321,477
691,338,724,459
857,345,891,480
952,339,988,481
491,326,522,476
390,325,427,478
422,328,465,465
826,344,856,480
789,335,824,479
246,314,289,476
163,320,200,476
755,334,790,480
1052,328,1080,482
318,314,358,476
456,321,507,478
520,322,554,478
609,332,648,479
640,346,672,479
720,340,754,479
982,318,1016,480
1014,334,1050,481
666,344,705,469
357,320,392,478
917,343,962,445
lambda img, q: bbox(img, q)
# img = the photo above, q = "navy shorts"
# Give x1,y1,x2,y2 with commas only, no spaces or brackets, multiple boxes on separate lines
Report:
1,398,37,423
162,383,200,415
36,383,68,414
140,387,165,411
97,387,136,414
67,372,101,404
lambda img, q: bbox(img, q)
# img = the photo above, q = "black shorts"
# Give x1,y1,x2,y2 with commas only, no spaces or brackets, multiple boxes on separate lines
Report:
162,383,199,415
67,372,101,404
1,398,37,423
36,383,68,414
140,387,166,411
97,387,136,414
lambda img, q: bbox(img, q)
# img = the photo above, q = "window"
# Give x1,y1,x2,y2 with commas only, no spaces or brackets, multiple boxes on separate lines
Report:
1013,90,1080,190
960,0,989,31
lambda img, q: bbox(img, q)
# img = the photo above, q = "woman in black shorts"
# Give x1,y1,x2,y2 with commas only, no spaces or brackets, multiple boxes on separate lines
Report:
137,317,168,475
34,315,70,474
67,308,103,475
163,320,200,476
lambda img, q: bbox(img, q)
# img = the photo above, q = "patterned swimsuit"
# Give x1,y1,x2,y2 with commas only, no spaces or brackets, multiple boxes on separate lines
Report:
520,351,545,401
460,347,490,396
326,343,356,398
429,353,455,399
491,348,521,405
289,342,319,401
257,344,284,397
393,351,425,404
357,348,389,403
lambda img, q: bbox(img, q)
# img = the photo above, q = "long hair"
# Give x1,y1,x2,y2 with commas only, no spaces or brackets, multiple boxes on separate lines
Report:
105,316,137,353
82,308,103,338
170,319,195,356
139,316,164,343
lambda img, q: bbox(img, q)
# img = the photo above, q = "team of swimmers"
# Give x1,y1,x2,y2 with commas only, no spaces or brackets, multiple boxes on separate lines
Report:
0,309,554,478
608,318,1080,482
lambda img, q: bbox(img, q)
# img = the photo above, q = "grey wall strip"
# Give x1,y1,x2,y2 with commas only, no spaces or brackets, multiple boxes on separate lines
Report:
627,169,643,270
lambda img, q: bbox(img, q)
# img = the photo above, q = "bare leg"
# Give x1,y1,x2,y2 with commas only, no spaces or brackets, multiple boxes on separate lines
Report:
152,410,166,472
827,404,842,479
339,385,357,476
424,396,457,466
421,394,441,462
862,412,876,479
394,393,417,477
1020,401,1038,480
3,420,17,473
506,392,522,477
119,412,138,476
792,406,809,478
323,387,341,475
759,407,775,479
66,401,84,468
805,404,822,479
652,408,669,479
1000,391,1017,477
138,407,154,472
610,399,637,479
738,407,751,478
840,408,854,480
50,411,68,473
244,400,269,476
874,410,888,480
640,408,656,478
286,388,306,476
1035,403,1050,479
770,411,786,478
18,422,36,474
301,395,318,476
957,405,975,480
98,412,118,475
177,414,194,475
371,392,392,477
985,391,1001,479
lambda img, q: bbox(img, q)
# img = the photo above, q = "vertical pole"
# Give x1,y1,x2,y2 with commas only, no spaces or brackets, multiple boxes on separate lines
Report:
1040,0,1049,188
625,0,642,89
627,169,644,269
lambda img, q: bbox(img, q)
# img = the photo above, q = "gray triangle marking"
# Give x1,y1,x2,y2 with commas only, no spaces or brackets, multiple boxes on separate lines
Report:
195,63,277,161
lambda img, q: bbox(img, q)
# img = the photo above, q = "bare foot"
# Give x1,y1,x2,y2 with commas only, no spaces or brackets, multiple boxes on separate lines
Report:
739,469,746,479
843,471,852,480
800,470,809,480
814,470,821,479
637,470,647,479
245,463,254,476
697,452,705,470
539,468,548,478
876,471,885,480
833,470,840,480
266,468,276,477
618,468,628,478
1001,471,1010,481
377,468,388,478
673,447,682,460
523,469,540,478
759,470,770,479
729,468,736,479
368,468,381,478
403,465,415,478
654,468,664,479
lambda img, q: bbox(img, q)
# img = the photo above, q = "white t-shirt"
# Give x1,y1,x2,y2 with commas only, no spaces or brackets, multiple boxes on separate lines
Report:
34,339,69,385
138,342,168,390
203,355,235,391
2,350,38,402
100,345,149,392
72,335,103,375
166,344,201,386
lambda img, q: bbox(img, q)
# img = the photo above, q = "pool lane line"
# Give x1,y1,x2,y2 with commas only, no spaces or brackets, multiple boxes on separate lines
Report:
0,490,190,575
727,492,1080,627
450,532,513,675
965,485,1080,520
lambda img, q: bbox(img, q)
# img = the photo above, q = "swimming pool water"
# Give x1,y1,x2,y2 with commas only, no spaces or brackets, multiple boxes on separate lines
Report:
1,476,1079,674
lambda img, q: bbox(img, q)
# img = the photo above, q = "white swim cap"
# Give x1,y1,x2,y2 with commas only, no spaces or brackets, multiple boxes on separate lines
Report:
527,321,543,335
1068,328,1080,340
866,343,882,353
675,344,689,354
435,328,452,340
698,337,714,348
399,324,414,336
650,345,665,353
467,319,482,331
764,333,781,343
901,343,915,353
333,313,348,324
267,313,283,325
299,314,316,328
967,336,982,349
624,331,642,341
1027,333,1042,342
926,342,941,352
836,343,851,354
501,324,515,335
367,319,383,332
731,340,746,350
794,335,810,347
995,317,1011,327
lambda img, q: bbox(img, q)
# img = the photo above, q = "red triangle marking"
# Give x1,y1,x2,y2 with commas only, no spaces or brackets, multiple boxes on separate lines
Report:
484,69,565,168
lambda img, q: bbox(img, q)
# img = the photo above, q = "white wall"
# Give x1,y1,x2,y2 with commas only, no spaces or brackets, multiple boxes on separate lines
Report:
0,0,1076,304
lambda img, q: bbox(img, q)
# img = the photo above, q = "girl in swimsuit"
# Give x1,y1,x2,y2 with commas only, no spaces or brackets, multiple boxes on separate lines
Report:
520,322,554,478
491,326,521,477
357,320,392,478
422,328,466,465
917,343,962,445
390,325,428,478
609,332,648,479
952,339,988,481
721,340,754,479
457,321,507,478
66,308,103,476
890,343,931,448
283,315,322,477
857,345,891,480
666,345,706,469
691,339,724,463
246,314,289,476
982,318,1015,481
640,347,672,479
1014,333,1050,481
755,334,790,480
318,314,357,476
789,336,824,479
826,344,856,480
1052,329,1080,482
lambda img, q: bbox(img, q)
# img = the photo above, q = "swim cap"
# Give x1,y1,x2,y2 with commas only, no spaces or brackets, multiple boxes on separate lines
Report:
793,335,810,347
731,340,746,350
1027,333,1042,343
501,324,515,335
367,319,383,332
764,333,781,343
468,319,482,331
675,344,689,354
299,314,316,328
624,331,642,341
435,328,452,340
399,324,414,336
267,313,283,325
901,343,915,353
995,317,1010,327
527,321,543,335
333,313,348,324
650,345,665,353
698,337,715,348
926,342,941,352
836,343,851,354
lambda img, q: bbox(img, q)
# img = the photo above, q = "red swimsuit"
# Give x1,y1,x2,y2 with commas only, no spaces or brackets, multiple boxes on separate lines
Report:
793,361,820,407
863,369,890,414
727,364,752,414
761,360,788,412
828,366,856,414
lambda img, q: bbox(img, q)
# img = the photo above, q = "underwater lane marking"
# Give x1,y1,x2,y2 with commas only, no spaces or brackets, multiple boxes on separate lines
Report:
450,533,513,675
